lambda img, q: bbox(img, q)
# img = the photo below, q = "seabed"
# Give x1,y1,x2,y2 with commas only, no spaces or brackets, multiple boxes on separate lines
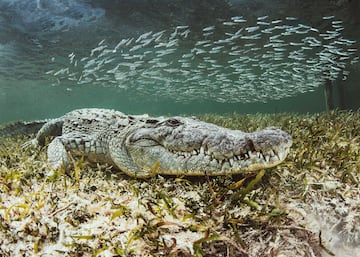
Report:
0,110,359,257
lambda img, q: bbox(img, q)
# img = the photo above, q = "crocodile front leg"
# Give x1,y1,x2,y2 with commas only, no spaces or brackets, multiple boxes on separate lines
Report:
47,133,109,169
22,118,63,148
47,137,69,169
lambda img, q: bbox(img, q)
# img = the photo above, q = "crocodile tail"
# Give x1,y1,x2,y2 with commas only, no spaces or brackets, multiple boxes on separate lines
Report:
0,120,47,137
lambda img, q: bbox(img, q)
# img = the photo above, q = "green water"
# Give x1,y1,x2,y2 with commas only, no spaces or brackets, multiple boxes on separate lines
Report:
0,78,330,123
0,0,359,123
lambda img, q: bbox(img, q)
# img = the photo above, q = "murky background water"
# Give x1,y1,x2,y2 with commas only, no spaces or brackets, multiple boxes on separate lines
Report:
0,0,359,122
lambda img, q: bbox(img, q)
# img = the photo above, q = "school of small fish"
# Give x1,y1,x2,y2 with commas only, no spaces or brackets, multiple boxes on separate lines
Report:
48,15,359,103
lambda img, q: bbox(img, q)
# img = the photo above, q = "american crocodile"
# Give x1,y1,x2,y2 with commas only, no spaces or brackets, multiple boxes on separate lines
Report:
23,108,292,178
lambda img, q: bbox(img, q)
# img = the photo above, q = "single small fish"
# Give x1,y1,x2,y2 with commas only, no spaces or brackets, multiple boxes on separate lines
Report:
176,25,189,30
129,44,143,52
257,15,269,20
98,39,106,45
203,26,215,32
90,45,107,56
135,31,153,43
323,15,335,20
223,21,237,26
245,26,260,33
257,21,270,26
271,19,283,24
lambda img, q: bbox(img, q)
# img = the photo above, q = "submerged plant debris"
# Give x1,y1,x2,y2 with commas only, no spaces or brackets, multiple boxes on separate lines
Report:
0,111,359,257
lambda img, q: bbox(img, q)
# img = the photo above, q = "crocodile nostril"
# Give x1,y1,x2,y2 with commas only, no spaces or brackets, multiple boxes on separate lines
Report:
245,138,256,152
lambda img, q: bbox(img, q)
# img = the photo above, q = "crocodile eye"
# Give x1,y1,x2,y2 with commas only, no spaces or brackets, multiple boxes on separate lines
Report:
164,118,183,127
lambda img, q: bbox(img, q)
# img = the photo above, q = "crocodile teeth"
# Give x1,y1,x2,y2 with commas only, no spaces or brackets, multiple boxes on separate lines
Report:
259,152,265,161
249,151,257,158
229,158,234,166
200,146,205,154
278,151,285,160
273,149,280,159
183,152,190,157
170,147,287,164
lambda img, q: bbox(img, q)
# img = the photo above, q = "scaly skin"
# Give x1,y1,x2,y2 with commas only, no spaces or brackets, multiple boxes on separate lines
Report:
24,108,292,178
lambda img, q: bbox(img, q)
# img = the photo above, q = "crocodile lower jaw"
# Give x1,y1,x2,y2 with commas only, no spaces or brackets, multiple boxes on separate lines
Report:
129,144,291,176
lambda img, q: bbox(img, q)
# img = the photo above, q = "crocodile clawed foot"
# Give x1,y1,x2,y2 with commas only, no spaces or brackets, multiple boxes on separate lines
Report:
47,137,70,169
22,139,39,149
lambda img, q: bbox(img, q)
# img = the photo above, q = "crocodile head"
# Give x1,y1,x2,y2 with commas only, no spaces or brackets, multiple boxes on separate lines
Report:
110,117,292,178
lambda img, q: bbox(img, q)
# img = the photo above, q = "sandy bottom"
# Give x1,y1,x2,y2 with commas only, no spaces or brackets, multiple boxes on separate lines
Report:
0,111,359,256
